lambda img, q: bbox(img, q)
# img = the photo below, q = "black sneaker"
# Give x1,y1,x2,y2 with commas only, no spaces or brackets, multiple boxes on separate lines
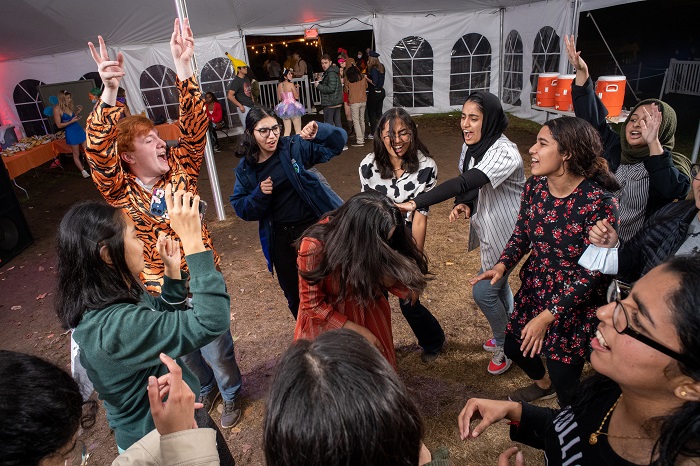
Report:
221,398,242,429
420,341,446,364
198,385,221,414
214,146,221,153
508,383,556,403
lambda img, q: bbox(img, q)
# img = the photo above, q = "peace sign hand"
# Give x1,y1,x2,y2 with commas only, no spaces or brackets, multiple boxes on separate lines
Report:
88,36,125,93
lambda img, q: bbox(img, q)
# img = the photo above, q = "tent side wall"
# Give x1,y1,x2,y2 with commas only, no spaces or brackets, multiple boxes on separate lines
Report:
1,1,578,137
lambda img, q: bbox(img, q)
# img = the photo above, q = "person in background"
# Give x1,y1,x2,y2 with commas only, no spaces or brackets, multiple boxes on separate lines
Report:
227,62,255,126
204,92,223,152
471,117,619,407
117,87,132,118
266,57,282,79
345,64,368,146
85,20,243,432
366,51,386,139
265,329,450,466
360,108,445,363
231,107,346,319
356,50,367,74
397,92,525,376
565,35,690,242
459,254,700,466
315,54,347,149
294,190,429,368
292,52,307,79
0,349,222,466
274,68,305,136
54,90,90,178
588,163,700,284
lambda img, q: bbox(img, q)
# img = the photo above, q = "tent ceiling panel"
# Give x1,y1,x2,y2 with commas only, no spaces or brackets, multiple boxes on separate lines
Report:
4,0,552,62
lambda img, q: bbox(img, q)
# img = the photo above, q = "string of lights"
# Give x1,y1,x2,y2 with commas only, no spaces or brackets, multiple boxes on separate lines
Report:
249,38,319,54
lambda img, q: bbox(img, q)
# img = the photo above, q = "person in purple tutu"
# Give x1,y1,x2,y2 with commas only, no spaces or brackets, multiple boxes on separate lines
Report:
275,68,306,136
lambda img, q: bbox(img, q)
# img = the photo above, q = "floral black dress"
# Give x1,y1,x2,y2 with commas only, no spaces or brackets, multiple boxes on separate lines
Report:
499,176,619,364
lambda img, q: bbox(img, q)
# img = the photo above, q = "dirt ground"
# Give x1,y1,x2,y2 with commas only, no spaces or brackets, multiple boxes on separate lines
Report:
0,113,551,465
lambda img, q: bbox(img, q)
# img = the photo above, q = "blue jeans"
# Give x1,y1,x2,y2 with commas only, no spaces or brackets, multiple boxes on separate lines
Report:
237,105,251,127
181,329,242,402
472,267,514,347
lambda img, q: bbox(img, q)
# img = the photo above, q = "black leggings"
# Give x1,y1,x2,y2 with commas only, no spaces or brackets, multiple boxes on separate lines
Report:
272,219,317,319
504,333,584,407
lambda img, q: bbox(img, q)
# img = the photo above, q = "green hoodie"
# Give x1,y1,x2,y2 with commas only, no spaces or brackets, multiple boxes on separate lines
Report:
317,64,343,107
72,251,230,449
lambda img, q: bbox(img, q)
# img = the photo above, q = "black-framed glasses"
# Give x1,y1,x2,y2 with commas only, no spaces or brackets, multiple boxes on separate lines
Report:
607,279,696,368
254,125,281,138
691,163,700,180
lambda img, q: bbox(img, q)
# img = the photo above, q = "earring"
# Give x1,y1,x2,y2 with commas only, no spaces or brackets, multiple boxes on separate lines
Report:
680,390,687,397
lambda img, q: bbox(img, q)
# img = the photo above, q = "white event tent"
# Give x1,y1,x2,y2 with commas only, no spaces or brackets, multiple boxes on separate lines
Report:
0,0,639,217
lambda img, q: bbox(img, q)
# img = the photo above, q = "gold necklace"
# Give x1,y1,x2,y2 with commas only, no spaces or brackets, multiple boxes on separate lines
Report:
589,394,651,445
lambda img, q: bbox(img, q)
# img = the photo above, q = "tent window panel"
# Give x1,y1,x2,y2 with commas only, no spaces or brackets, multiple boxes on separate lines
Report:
450,74,470,88
393,92,414,107
413,92,433,107
391,36,434,108
451,60,471,74
450,90,470,106
142,89,164,106
201,58,239,127
162,86,179,105
472,54,491,71
15,102,42,120
470,72,490,90
13,79,49,137
393,60,413,76
412,59,433,76
394,77,414,93
166,104,179,121
80,72,102,89
140,72,159,89
412,76,433,92
147,106,168,123
530,26,560,104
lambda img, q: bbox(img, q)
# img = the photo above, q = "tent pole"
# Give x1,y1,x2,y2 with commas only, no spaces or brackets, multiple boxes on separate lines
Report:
570,0,580,74
176,0,227,221
498,8,504,100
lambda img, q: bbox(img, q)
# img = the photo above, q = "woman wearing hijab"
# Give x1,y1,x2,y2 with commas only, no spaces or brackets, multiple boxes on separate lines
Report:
397,92,525,375
566,36,690,242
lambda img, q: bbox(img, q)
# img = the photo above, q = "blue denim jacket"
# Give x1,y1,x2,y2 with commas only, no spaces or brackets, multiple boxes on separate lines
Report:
230,122,346,272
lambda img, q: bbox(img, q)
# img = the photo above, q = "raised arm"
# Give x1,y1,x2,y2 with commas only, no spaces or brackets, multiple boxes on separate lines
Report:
564,35,589,86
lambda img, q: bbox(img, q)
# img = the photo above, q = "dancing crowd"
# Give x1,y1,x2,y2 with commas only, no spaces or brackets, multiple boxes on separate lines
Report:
2,20,699,466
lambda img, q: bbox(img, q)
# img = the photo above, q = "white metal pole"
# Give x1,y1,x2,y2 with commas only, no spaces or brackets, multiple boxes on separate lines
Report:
175,0,226,221
691,119,700,164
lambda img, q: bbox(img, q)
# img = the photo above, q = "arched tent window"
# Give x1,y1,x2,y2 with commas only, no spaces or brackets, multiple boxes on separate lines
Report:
450,33,491,105
392,36,433,107
14,79,49,136
80,72,103,90
502,30,523,105
139,65,178,123
530,26,560,104
200,57,238,128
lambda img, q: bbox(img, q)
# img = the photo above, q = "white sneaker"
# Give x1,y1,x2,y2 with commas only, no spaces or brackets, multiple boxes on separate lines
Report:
81,170,90,178
342,145,349,151
487,347,512,375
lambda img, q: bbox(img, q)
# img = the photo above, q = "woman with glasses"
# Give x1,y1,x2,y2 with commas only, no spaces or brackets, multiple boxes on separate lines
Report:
397,92,525,375
231,107,346,319
459,254,700,466
359,108,445,363
565,36,691,243
587,163,700,284
470,117,620,407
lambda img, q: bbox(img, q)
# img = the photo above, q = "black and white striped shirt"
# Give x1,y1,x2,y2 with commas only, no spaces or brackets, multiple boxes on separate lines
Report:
613,162,649,242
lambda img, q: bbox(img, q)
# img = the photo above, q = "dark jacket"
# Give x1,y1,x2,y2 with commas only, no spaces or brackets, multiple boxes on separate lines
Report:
230,123,346,272
571,78,690,218
617,199,698,283
317,64,343,107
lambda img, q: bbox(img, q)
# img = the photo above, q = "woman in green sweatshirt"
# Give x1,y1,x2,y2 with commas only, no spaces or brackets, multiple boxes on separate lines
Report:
55,185,232,452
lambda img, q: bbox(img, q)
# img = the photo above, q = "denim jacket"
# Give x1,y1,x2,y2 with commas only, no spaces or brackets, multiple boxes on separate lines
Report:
230,122,346,272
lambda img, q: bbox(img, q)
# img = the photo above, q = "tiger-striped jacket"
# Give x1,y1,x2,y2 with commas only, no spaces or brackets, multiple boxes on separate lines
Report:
85,77,219,293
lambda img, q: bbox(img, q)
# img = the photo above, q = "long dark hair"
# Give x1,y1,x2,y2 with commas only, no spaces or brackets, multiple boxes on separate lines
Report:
372,108,431,179
0,350,97,466
234,106,279,165
296,191,428,307
569,254,700,466
278,68,293,83
263,329,424,466
55,201,141,330
544,117,621,192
